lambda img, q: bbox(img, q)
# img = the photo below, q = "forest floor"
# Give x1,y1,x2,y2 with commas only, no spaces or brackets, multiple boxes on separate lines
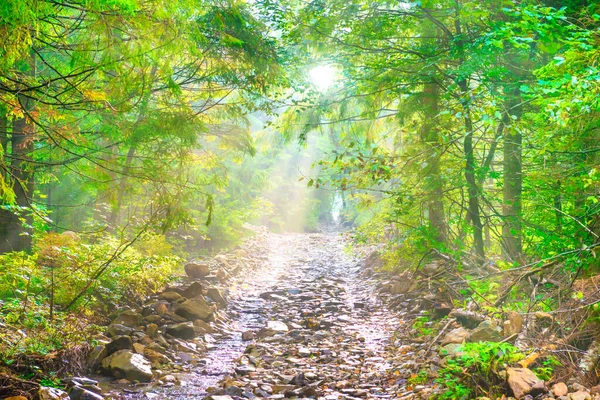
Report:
100,230,440,399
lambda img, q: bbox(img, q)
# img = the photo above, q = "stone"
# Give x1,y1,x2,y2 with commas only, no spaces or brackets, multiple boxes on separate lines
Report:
181,282,204,299
235,365,256,375
146,323,159,338
133,343,146,354
441,327,469,345
569,391,592,400
87,345,108,372
105,323,134,337
390,272,415,294
106,335,133,355
242,331,254,341
440,343,464,357
166,322,196,339
175,297,214,322
193,319,214,333
468,320,503,343
68,386,104,400
552,382,568,397
208,396,234,400
112,310,142,328
100,350,153,382
503,312,524,337
449,309,485,329
206,287,227,307
506,367,545,399
266,321,288,332
5,397,28,400
144,348,171,365
159,291,183,302
38,387,69,400
184,262,210,278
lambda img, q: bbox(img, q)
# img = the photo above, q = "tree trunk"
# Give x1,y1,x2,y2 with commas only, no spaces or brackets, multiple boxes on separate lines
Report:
422,83,447,244
502,88,523,261
0,107,34,253
458,80,486,260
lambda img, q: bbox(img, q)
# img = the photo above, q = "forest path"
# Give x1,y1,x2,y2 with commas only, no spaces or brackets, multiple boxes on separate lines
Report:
114,231,407,399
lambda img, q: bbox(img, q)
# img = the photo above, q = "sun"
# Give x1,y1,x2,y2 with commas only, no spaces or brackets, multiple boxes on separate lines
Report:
309,65,338,92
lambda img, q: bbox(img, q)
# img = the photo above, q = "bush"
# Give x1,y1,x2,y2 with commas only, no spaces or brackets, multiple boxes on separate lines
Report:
436,342,525,399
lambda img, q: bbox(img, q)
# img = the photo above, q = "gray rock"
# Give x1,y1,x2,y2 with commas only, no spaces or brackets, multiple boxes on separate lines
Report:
105,324,134,337
39,387,69,400
468,320,503,342
441,327,469,345
106,335,132,355
506,367,545,399
206,287,227,307
184,262,210,278
568,391,592,400
68,386,104,400
166,322,196,340
181,282,203,299
175,297,214,321
112,310,142,328
158,291,183,302
100,350,153,382
503,311,524,337
87,345,108,372
449,309,485,329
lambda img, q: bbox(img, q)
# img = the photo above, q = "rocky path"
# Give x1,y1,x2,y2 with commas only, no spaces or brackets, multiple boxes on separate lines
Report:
105,231,407,400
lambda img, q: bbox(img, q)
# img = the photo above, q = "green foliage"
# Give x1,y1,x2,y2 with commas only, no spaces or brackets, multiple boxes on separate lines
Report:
437,342,525,399
412,315,434,337
532,355,562,381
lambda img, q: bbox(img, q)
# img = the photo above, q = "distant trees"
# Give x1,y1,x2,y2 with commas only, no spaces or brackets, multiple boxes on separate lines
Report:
265,0,600,266
0,0,282,252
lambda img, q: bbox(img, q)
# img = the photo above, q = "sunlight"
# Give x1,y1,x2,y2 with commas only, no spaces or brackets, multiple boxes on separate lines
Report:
309,65,338,92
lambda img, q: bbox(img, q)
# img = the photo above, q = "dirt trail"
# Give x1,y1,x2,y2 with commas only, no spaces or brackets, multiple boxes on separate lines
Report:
107,232,407,400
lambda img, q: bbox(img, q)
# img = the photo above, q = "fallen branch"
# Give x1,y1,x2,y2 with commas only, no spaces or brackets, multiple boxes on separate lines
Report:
493,260,558,308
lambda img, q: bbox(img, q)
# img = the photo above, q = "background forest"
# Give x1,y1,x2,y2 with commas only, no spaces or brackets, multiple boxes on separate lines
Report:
0,0,600,397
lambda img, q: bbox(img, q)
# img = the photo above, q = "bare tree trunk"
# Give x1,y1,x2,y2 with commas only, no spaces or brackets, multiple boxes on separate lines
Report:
422,83,447,244
0,104,35,253
502,88,523,261
458,80,485,260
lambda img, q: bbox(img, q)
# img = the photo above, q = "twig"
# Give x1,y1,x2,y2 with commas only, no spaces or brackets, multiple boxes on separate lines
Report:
424,318,456,357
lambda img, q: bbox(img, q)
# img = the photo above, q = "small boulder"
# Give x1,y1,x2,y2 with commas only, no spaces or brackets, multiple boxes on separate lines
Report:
175,297,214,322
106,335,133,355
503,312,524,337
390,272,415,295
87,345,108,372
100,350,153,382
206,287,227,308
159,291,183,302
267,321,288,333
193,319,214,333
68,386,104,400
506,367,545,399
38,387,69,400
552,382,568,397
181,282,204,299
166,322,196,340
441,327,469,346
184,262,210,279
449,309,485,329
111,310,142,328
105,324,134,337
569,391,592,400
242,331,254,341
146,323,159,338
468,320,503,343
